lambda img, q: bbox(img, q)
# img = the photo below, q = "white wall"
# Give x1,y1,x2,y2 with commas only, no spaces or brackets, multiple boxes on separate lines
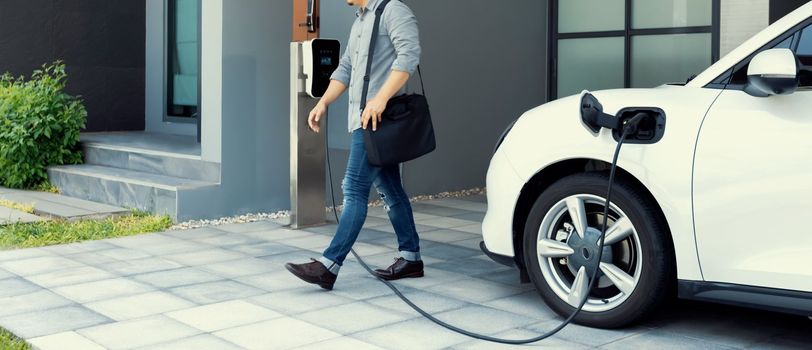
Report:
720,0,770,56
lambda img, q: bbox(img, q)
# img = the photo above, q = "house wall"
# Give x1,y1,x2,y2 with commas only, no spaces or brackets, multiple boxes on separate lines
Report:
319,0,550,202
401,0,549,195
214,0,294,215
720,0,770,56
0,0,145,132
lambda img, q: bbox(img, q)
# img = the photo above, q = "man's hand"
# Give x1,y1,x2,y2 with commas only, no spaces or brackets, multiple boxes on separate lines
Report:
308,101,327,133
362,97,387,131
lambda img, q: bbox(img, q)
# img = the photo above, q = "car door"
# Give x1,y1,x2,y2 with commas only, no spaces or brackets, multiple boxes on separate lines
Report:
693,20,812,292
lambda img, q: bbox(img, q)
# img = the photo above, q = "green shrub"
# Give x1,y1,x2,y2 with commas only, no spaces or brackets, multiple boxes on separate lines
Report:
0,62,86,189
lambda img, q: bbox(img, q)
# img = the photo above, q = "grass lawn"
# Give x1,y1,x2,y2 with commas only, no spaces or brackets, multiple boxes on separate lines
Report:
0,327,30,350
0,211,172,249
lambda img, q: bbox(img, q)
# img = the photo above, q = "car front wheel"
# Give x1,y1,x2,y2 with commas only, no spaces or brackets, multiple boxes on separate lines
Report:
523,172,675,328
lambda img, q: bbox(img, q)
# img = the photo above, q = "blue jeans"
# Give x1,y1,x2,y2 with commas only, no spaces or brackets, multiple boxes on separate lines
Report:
320,129,421,275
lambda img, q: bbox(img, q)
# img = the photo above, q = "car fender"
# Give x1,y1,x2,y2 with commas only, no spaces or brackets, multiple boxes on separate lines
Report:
497,86,724,281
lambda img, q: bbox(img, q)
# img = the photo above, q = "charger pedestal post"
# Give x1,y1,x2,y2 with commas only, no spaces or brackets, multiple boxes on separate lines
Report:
290,42,327,229
290,0,326,229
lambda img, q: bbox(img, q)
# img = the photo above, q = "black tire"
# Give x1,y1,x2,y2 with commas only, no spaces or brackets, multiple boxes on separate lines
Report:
523,172,675,328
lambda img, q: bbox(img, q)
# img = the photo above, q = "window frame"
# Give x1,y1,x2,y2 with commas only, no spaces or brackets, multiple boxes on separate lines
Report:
548,0,721,100
164,0,202,124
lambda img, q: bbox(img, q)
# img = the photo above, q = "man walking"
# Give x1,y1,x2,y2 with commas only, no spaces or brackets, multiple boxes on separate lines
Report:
285,0,423,290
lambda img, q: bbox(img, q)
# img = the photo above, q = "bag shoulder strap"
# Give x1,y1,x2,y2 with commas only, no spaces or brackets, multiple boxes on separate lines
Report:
360,0,391,111
360,0,426,110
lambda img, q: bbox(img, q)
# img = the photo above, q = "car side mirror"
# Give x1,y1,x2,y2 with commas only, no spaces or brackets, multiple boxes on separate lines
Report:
745,48,800,97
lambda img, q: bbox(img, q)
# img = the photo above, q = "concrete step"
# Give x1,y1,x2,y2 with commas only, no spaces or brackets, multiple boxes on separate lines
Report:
81,141,220,183
47,164,220,221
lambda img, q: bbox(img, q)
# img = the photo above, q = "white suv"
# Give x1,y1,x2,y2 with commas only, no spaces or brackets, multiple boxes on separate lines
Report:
482,3,812,328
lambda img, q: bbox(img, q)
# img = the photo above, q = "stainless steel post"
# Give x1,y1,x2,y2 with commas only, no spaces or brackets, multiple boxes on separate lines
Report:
290,42,327,229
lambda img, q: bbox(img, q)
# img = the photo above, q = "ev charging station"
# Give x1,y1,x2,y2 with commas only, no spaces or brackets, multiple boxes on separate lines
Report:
290,0,341,229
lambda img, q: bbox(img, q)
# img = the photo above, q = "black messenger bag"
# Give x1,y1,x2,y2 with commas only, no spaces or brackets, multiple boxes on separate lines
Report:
360,0,436,167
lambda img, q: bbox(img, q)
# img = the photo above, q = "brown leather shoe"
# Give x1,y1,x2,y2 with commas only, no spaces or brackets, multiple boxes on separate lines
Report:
373,257,424,281
285,259,336,290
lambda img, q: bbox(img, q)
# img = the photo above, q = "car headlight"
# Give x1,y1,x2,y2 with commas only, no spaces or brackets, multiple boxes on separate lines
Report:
493,119,518,154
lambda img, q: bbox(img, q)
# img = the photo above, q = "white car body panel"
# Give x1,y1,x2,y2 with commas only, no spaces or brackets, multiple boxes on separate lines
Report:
694,89,812,292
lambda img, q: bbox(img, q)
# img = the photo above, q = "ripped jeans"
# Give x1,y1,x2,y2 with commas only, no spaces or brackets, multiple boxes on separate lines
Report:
320,129,421,275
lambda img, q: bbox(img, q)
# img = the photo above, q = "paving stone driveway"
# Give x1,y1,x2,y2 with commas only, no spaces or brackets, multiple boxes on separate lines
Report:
0,196,809,349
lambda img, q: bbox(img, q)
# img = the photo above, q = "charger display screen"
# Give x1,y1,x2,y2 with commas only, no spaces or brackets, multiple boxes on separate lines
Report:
309,39,341,98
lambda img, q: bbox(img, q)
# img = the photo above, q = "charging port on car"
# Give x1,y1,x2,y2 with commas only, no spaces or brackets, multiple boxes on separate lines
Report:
612,108,666,144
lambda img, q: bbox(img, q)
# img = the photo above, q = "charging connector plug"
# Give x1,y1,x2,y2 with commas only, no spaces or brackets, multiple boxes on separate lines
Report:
612,108,666,144
622,113,650,137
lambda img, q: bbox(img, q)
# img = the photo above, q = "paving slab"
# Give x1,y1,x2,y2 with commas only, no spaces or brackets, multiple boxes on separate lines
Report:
225,241,300,257
0,255,85,276
212,317,341,350
52,278,155,304
0,187,129,220
427,277,527,304
250,289,356,315
451,328,590,350
29,331,107,350
0,277,43,298
0,206,47,224
353,318,471,350
135,334,244,350
86,291,196,321
25,266,116,289
166,300,283,333
168,280,265,304
100,256,184,276
132,267,224,289
295,301,416,335
0,247,52,262
163,248,246,266
0,290,75,318
291,336,385,350
433,305,537,335
0,305,112,339
366,287,472,315
527,319,648,347
78,315,201,350
234,270,317,293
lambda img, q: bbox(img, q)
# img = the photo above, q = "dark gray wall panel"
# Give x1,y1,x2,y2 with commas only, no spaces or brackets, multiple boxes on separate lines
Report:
403,0,549,195
770,0,811,23
0,0,145,132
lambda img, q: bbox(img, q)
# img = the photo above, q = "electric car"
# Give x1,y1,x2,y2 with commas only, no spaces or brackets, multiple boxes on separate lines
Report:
481,3,812,328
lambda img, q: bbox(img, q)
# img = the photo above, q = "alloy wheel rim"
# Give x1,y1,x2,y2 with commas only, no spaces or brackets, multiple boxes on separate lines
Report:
536,194,643,313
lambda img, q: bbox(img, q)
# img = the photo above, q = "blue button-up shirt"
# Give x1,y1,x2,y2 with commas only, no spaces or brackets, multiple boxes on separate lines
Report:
330,0,421,132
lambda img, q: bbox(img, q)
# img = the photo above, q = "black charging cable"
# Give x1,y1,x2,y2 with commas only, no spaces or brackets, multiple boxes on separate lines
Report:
324,113,647,344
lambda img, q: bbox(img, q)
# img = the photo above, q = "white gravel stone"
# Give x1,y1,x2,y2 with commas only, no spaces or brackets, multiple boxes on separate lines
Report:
169,187,486,231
